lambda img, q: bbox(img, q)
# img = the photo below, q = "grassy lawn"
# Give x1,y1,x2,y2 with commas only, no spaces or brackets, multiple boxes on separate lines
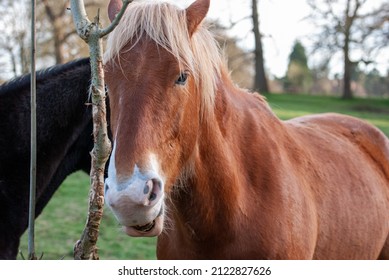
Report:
18,172,157,260
18,93,389,260
264,94,389,136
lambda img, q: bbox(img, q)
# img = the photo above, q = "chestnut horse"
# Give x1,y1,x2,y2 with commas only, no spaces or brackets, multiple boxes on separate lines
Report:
103,0,389,259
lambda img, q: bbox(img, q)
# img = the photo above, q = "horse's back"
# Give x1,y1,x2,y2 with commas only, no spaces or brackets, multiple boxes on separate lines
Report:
286,113,389,259
288,112,389,182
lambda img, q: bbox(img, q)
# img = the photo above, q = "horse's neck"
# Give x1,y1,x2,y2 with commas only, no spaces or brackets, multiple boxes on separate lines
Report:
170,74,285,251
34,64,92,199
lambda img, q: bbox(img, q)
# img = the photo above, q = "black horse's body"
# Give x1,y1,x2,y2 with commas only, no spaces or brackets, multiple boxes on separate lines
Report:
0,58,93,259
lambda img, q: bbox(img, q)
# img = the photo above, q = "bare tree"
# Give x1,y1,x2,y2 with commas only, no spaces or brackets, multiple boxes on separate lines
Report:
307,0,389,99
210,21,254,89
0,0,107,81
0,0,30,77
222,0,269,92
252,0,268,93
41,0,105,64
41,0,72,64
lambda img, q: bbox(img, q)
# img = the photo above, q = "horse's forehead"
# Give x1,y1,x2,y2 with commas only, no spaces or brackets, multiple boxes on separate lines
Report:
105,39,180,102
109,38,176,75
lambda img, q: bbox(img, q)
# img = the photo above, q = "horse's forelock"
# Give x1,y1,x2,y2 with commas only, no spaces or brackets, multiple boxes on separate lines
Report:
104,0,222,119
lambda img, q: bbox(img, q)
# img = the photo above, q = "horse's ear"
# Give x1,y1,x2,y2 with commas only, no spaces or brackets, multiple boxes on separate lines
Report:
108,0,123,22
185,0,210,36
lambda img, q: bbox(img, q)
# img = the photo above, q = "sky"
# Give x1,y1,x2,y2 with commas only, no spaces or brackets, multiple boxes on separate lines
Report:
176,0,388,78
175,0,313,78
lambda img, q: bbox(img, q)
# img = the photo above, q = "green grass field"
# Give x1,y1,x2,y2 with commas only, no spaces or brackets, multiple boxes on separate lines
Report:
18,94,389,259
18,171,157,260
264,94,389,136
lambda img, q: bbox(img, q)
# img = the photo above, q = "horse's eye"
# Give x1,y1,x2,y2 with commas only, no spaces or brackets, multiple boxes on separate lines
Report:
175,72,188,85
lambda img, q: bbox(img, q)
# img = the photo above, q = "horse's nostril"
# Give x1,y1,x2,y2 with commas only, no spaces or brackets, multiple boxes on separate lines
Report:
144,180,152,194
149,192,157,201
105,182,110,193
144,178,163,205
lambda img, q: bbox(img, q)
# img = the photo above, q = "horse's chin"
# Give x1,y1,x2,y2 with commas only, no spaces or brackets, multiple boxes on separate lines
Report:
123,215,164,237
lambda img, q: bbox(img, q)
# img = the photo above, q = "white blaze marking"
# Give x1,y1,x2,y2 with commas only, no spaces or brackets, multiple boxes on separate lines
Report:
105,143,165,192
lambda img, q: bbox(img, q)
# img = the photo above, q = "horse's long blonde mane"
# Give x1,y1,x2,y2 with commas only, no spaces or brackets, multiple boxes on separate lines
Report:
104,0,223,117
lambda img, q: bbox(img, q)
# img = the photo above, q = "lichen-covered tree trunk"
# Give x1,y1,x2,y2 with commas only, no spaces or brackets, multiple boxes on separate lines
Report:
70,0,131,260
73,30,110,260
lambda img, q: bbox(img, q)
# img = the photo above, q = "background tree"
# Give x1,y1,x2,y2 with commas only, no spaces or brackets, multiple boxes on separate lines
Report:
252,0,268,93
307,0,389,99
41,0,77,64
41,0,105,64
362,68,389,98
210,21,254,89
0,0,30,76
0,0,106,80
220,0,269,93
284,41,312,94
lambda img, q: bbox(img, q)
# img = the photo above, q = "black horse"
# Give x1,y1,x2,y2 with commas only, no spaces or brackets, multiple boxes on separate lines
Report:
0,58,95,259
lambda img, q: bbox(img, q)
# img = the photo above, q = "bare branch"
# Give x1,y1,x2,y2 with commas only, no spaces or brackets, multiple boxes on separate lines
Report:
70,0,92,41
226,15,252,29
99,0,133,37
42,0,56,22
70,0,130,260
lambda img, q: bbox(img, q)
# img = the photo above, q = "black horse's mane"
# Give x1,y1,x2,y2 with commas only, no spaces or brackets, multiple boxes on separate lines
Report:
0,58,90,96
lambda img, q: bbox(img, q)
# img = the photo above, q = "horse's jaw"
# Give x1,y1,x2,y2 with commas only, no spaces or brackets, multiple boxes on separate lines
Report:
122,214,164,237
